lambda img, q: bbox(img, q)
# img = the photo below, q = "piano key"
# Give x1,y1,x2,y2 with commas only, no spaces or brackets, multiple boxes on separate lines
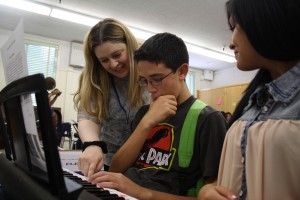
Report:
63,168,137,200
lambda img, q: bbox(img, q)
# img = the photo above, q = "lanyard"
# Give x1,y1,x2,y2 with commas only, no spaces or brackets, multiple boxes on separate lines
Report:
110,76,130,124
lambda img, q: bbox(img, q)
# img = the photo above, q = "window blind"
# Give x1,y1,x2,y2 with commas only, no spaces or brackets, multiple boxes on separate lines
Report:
25,40,58,78
25,40,59,106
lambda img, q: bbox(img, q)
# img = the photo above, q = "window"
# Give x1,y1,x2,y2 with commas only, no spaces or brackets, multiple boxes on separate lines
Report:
25,40,58,78
25,40,59,105
186,71,196,96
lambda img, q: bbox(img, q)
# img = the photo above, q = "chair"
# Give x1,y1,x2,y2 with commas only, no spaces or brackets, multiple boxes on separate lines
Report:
71,121,82,150
57,122,73,149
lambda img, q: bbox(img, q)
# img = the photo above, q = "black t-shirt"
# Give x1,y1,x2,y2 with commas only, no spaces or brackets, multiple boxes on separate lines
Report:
124,96,227,195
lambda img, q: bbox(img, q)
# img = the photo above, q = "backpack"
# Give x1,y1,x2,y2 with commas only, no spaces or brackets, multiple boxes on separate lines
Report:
178,99,207,196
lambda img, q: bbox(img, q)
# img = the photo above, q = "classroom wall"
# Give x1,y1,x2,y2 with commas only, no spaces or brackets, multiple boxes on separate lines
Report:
199,67,257,90
0,28,255,124
213,67,257,87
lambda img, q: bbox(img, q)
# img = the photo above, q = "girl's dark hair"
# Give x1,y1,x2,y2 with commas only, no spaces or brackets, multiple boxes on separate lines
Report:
226,0,300,61
225,0,300,128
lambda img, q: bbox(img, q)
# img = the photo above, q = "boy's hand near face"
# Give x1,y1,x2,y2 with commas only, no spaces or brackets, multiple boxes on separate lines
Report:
142,95,177,128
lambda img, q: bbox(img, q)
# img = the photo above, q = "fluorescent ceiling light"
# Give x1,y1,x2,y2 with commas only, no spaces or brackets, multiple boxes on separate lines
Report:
0,0,235,63
50,8,99,27
0,0,51,16
129,28,235,63
186,43,236,63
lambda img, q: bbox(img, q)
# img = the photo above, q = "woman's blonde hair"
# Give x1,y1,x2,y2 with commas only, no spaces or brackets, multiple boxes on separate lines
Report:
74,18,145,124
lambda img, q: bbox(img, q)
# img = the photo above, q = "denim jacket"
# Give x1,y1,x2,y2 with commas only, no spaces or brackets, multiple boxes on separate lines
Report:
218,62,300,200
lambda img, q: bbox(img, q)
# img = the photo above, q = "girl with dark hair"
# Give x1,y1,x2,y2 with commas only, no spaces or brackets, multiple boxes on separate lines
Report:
198,0,300,199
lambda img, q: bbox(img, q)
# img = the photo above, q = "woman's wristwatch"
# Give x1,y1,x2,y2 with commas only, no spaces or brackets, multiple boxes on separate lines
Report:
82,141,107,153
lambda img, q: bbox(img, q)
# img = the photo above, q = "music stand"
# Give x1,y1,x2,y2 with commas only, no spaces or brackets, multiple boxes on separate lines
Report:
0,74,82,199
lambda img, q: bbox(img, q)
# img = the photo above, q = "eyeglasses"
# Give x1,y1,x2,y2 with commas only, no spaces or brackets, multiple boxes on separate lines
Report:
137,71,174,87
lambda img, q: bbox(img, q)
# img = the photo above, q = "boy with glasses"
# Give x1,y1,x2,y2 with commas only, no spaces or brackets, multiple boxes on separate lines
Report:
88,32,227,199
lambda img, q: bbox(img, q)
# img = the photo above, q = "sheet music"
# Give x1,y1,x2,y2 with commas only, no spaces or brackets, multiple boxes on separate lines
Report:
21,94,47,170
0,19,28,84
0,19,46,171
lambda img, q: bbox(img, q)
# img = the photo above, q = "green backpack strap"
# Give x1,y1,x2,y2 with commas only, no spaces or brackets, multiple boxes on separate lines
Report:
178,99,206,168
187,178,205,197
178,99,207,197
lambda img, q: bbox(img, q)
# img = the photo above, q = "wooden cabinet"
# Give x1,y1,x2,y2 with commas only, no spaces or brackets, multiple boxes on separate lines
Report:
197,83,248,114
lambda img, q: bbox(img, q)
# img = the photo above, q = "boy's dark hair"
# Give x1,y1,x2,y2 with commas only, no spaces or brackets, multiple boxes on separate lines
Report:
45,77,56,90
134,32,189,72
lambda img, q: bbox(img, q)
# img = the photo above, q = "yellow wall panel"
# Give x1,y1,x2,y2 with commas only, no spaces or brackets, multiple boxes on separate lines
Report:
197,83,248,114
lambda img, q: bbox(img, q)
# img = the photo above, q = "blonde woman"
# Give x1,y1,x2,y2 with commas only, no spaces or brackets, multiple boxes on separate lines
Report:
74,18,149,177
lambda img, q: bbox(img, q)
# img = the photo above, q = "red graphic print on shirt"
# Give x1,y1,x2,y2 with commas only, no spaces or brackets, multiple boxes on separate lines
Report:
136,123,176,170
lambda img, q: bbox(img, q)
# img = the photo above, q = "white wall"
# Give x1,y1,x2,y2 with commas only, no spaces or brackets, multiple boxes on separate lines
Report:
213,67,257,88
198,67,258,90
